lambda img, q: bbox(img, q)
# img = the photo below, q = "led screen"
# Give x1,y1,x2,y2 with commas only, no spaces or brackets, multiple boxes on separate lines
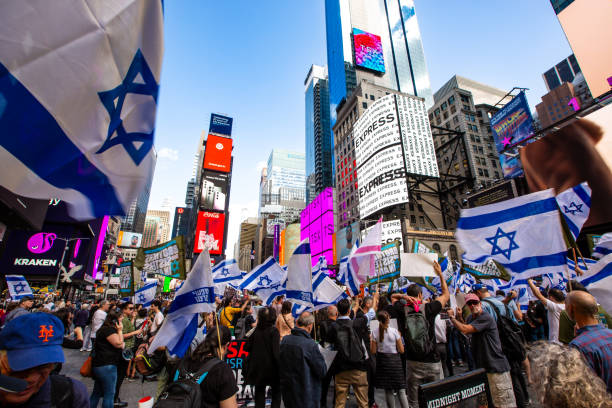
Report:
300,188,334,266
118,231,142,248
490,92,535,153
203,134,232,173
200,171,229,211
209,113,233,136
353,28,385,73
194,211,225,255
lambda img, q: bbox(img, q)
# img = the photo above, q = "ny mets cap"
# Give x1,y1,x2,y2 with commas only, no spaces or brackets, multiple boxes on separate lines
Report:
0,313,65,371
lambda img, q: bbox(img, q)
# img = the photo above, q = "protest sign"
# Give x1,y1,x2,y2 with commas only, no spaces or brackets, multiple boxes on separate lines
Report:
400,253,438,277
118,261,134,297
224,339,258,406
135,236,186,280
419,368,493,408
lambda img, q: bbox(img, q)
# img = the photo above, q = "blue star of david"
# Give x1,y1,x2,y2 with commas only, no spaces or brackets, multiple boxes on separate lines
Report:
171,260,180,273
563,202,583,215
96,49,159,165
220,268,230,277
485,227,519,260
13,282,27,294
258,275,272,287
138,293,146,303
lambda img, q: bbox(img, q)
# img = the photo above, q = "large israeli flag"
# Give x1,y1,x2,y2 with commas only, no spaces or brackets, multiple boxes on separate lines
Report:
592,233,612,260
253,284,286,306
555,182,591,241
456,189,567,280
134,281,157,307
338,248,361,296
212,259,242,294
5,275,33,301
351,219,382,278
240,257,286,291
311,271,347,310
286,240,313,309
578,253,612,314
148,251,215,357
0,1,163,220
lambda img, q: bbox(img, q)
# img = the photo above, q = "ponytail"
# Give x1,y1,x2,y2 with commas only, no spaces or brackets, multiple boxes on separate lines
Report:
377,311,390,344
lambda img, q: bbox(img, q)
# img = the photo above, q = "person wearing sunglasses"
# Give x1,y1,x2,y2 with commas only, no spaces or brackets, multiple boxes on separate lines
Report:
448,294,516,408
114,301,144,407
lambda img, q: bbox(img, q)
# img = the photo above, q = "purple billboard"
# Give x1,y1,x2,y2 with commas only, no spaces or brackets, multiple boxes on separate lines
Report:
300,188,335,266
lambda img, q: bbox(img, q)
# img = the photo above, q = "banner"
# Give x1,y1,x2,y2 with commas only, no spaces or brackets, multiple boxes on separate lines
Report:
118,261,134,297
368,242,401,284
209,113,233,136
418,368,493,408
225,339,258,406
135,236,186,279
490,91,535,153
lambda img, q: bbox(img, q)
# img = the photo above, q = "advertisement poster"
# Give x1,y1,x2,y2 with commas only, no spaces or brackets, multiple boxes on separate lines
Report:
282,224,301,266
225,339,258,406
300,188,334,266
418,369,493,408
335,221,360,262
200,171,229,211
118,231,142,248
203,134,232,173
352,28,385,73
209,113,233,136
135,236,186,280
118,261,134,296
490,91,535,153
499,150,523,179
194,211,225,255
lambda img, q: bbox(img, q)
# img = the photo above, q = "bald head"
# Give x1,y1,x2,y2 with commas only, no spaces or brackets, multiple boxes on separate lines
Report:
327,305,338,319
566,291,598,323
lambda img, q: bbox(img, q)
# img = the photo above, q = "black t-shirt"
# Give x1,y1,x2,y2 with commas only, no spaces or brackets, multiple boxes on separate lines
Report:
245,314,256,330
406,300,442,363
92,326,122,367
467,312,510,373
184,356,238,407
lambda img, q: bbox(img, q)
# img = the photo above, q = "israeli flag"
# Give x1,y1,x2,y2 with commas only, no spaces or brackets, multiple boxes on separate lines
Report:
148,251,215,358
456,189,567,280
253,284,286,306
212,259,242,294
0,1,163,219
338,246,361,296
312,256,328,276
351,218,382,278
134,281,157,307
555,182,591,241
6,275,33,300
456,272,476,293
509,278,532,313
312,271,347,310
285,240,313,309
592,233,612,260
240,257,286,291
578,253,612,314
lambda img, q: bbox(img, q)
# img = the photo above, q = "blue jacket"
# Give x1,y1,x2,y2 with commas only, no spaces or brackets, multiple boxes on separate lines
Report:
279,327,327,408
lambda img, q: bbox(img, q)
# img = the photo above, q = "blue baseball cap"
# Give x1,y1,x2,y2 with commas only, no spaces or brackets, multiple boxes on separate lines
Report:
0,313,65,371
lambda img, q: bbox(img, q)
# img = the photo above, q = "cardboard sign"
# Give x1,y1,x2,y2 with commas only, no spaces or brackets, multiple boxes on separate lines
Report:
400,253,438,277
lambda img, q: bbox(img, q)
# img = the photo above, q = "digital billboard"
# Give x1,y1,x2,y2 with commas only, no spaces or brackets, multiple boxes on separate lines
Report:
203,134,232,173
282,224,301,266
194,211,225,255
118,231,142,248
200,171,229,211
300,188,334,266
353,28,385,73
490,91,535,153
209,113,233,136
335,222,360,263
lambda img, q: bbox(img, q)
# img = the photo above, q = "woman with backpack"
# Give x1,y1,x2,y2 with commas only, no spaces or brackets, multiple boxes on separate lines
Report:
276,301,294,339
371,311,409,408
245,306,282,408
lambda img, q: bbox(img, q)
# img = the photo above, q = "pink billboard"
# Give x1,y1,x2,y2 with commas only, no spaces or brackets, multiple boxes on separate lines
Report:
300,188,335,266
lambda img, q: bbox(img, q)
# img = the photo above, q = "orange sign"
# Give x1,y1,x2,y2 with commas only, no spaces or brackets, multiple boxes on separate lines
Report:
203,134,232,173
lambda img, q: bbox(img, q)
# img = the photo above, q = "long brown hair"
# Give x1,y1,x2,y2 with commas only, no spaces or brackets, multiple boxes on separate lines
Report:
377,311,390,343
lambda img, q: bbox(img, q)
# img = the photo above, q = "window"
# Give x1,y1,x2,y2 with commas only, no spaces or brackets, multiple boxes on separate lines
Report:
453,116,459,124
494,171,500,179
370,94,375,101
416,193,422,200
483,169,489,177
419,216,425,225
410,215,416,224
417,204,423,211
441,102,448,110
450,105,456,114
443,112,449,120
463,105,470,111
473,146,478,153
448,95,455,105
491,159,497,167
478,168,483,176
460,95,470,103
435,108,440,117
478,146,484,154
362,102,367,109
409,203,415,211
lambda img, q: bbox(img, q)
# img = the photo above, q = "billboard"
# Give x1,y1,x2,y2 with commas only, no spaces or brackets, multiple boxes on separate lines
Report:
354,94,438,219
335,221,360,262
135,236,186,279
490,91,535,153
300,188,334,266
193,211,225,255
361,220,403,247
203,134,232,173
118,231,142,248
209,113,233,136
467,179,518,208
499,149,523,179
282,224,301,266
555,0,612,99
353,28,385,73
118,261,134,296
200,171,229,211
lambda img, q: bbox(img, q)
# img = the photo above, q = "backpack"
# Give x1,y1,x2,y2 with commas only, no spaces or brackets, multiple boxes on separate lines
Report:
134,342,167,376
335,322,365,363
482,299,526,362
403,307,435,360
50,374,74,408
154,357,222,408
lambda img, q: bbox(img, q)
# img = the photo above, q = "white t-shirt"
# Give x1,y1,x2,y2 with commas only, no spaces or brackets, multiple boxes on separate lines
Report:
434,314,447,344
371,326,402,354
91,309,107,338
151,310,164,333
545,300,565,342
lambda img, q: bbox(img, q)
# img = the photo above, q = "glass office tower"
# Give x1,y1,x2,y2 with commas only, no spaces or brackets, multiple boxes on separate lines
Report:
325,0,433,121
305,65,333,204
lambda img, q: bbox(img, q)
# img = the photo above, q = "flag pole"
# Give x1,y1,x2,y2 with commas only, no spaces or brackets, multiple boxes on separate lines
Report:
214,311,223,359
574,245,589,272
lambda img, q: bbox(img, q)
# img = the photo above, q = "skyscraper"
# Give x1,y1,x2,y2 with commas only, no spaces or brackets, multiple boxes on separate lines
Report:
305,65,333,204
542,54,582,91
325,0,434,124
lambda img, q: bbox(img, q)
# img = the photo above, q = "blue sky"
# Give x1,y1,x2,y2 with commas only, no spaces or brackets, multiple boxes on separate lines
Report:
149,1,572,256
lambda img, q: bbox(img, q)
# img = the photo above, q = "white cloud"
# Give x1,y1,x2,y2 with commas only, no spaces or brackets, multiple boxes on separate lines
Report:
157,147,179,161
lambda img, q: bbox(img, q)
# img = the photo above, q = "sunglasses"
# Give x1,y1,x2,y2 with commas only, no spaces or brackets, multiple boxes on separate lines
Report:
466,301,480,306
127,307,134,310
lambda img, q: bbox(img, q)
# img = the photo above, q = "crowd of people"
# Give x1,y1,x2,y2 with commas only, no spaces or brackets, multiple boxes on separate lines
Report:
0,261,611,408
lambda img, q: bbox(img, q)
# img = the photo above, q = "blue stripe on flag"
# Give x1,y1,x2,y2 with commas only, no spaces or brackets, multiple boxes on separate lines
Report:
565,216,580,240
168,314,198,358
0,63,125,216
168,286,215,313
580,262,612,287
574,184,591,208
457,198,557,230
286,290,313,304
240,257,276,289
293,242,310,255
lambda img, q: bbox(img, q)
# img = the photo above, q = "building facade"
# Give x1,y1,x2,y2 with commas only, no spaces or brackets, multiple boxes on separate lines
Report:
145,209,170,245
142,216,160,247
237,217,258,271
121,181,152,235
171,207,191,239
305,65,333,204
543,54,582,91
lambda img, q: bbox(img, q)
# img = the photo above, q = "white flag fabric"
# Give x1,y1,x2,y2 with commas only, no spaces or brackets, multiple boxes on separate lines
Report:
351,219,382,278
0,0,163,219
456,189,567,280
134,281,157,307
555,182,591,240
148,251,215,357
578,253,612,314
240,257,286,291
592,233,612,259
286,240,313,309
311,271,347,310
312,256,328,276
253,284,286,306
212,259,242,294
6,275,33,300
338,245,361,297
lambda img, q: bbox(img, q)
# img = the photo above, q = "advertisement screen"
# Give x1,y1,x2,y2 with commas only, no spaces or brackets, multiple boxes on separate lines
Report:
200,171,229,211
490,92,535,153
353,28,385,73
300,188,334,266
335,221,360,263
203,134,232,173
194,211,225,255
209,113,233,136
118,231,142,248
283,224,301,266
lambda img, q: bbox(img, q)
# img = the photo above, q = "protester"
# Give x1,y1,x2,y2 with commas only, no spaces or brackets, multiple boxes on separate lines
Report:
276,300,295,339
74,303,90,332
53,307,84,349
218,296,250,335
527,341,612,408
527,279,565,342
319,305,338,408
279,311,326,408
235,302,256,339
114,301,143,407
352,293,378,408
371,311,408,408
81,300,101,352
89,300,110,353
448,293,516,408
566,290,612,393
0,313,89,407
90,309,125,408
245,306,281,408
524,299,546,341
434,312,450,377
3,296,33,324
149,300,165,336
